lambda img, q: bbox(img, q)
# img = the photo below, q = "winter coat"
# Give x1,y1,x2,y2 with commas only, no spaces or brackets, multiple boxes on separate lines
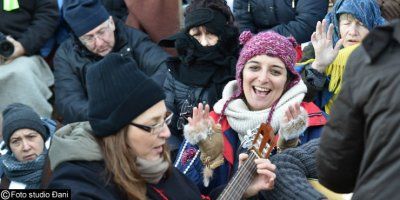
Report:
47,122,207,199
317,20,400,199
49,161,203,200
124,0,180,45
164,72,213,151
54,19,169,124
0,0,59,55
233,0,328,43
175,102,326,194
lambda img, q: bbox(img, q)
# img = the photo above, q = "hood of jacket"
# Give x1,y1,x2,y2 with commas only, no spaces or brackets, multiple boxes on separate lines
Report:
49,122,102,170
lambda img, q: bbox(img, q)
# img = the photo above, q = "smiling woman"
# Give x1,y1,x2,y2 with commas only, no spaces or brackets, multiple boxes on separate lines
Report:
174,31,328,197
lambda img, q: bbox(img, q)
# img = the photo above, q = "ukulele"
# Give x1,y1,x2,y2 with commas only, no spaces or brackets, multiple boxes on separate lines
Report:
217,123,276,199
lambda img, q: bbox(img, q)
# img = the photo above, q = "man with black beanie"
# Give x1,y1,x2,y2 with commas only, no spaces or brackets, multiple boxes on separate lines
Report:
54,0,170,124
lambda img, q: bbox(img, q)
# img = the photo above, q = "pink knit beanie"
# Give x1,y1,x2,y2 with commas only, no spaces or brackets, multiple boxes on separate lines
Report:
234,31,301,98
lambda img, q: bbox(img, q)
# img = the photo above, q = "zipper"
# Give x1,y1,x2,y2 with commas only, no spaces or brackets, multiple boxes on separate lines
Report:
292,0,295,8
247,1,251,12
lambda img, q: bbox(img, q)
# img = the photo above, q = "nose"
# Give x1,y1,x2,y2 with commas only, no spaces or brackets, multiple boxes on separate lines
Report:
347,23,358,36
199,35,211,46
158,125,171,139
22,140,31,151
257,69,270,83
93,35,105,48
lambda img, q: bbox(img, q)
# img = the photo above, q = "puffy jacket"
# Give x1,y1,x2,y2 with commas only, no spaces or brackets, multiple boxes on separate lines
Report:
233,0,328,43
54,19,169,124
317,20,400,199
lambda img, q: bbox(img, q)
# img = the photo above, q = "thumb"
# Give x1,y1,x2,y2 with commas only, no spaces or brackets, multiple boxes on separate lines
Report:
6,36,17,44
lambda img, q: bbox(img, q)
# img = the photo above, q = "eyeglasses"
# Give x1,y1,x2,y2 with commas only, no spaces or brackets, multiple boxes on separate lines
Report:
79,20,112,46
130,112,173,136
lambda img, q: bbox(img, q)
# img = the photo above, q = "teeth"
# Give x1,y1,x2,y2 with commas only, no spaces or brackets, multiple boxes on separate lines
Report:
254,86,270,92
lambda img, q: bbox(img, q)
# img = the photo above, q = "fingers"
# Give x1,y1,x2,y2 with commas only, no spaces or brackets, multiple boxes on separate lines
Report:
6,35,16,43
204,104,210,121
320,19,327,39
285,103,302,122
255,158,276,189
315,21,322,40
238,153,249,167
189,103,211,127
326,23,334,41
311,31,317,45
334,38,344,52
254,158,276,172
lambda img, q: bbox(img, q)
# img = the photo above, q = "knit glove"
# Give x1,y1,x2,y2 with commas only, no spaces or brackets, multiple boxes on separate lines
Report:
277,105,308,151
184,118,224,187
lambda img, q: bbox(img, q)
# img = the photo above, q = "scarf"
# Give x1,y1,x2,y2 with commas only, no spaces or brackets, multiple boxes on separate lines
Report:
213,80,307,142
324,44,359,114
136,156,169,184
170,32,236,105
0,150,47,189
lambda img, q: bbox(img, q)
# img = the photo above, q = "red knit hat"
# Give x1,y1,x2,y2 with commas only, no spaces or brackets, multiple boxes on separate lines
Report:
234,31,301,98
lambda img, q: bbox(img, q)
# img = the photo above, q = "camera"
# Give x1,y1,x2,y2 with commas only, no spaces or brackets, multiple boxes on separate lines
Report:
0,32,14,58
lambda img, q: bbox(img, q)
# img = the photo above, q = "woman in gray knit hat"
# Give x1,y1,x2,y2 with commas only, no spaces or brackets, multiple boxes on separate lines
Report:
0,103,53,189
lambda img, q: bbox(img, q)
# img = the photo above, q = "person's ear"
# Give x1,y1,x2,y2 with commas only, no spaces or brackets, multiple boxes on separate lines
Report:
109,16,116,31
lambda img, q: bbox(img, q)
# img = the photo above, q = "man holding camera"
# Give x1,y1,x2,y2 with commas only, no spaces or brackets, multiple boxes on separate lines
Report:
0,0,59,117
54,0,169,124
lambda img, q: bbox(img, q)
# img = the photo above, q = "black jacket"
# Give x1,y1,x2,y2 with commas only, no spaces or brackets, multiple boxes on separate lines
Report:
48,161,203,200
54,19,169,124
317,20,400,199
233,0,328,43
0,0,59,55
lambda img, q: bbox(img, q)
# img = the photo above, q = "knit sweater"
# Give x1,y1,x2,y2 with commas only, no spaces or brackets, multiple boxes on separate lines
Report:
262,139,325,200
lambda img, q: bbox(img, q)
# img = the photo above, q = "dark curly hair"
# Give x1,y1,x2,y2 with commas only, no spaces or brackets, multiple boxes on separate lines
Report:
184,0,235,26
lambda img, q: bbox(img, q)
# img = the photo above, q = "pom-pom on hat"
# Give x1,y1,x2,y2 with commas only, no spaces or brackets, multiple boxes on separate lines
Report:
234,31,301,98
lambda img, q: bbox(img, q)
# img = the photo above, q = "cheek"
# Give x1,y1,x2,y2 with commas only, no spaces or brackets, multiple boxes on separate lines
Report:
271,76,287,93
127,131,153,157
359,28,369,39
33,139,45,153
242,71,256,93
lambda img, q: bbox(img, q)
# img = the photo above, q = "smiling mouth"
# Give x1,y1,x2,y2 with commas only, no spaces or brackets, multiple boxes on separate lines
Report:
253,86,271,96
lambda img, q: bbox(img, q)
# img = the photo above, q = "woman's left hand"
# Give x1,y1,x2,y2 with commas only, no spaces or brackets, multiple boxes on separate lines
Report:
239,153,276,198
282,102,301,124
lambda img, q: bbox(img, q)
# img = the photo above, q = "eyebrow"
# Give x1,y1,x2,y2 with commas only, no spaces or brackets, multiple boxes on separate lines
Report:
246,61,285,69
271,65,285,69
245,61,260,65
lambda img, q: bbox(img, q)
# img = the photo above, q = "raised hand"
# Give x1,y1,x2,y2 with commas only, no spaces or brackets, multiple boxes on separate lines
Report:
311,19,343,73
282,102,301,124
187,102,211,129
279,102,308,142
239,153,276,198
